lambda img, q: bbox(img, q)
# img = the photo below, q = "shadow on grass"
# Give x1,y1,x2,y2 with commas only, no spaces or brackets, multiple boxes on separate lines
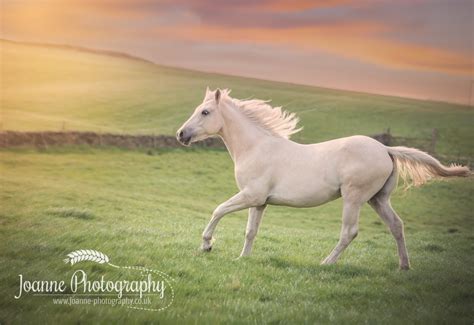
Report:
308,264,374,278
265,255,374,278
48,207,95,220
422,243,445,252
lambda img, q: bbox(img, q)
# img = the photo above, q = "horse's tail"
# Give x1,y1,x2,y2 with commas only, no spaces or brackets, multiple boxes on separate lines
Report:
386,146,470,189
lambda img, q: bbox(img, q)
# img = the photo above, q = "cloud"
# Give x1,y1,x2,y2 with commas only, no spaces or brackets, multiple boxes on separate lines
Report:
152,22,472,76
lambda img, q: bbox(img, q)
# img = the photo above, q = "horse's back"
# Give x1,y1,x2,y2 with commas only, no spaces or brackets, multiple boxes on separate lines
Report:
306,135,393,182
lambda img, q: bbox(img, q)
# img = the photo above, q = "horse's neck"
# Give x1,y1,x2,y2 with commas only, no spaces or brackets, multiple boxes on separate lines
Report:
218,103,269,162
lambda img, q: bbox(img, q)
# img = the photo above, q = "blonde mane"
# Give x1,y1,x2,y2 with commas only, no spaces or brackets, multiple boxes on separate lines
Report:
219,89,302,139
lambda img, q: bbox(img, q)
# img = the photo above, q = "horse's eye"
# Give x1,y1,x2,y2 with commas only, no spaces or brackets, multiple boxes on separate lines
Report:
201,110,210,116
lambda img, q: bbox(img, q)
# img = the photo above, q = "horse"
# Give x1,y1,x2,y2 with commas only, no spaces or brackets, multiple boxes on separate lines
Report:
176,88,470,270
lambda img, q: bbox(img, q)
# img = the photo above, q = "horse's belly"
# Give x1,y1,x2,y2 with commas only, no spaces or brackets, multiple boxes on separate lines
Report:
267,181,341,207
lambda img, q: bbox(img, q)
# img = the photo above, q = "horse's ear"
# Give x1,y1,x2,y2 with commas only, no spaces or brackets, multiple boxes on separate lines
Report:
215,89,221,104
206,86,210,94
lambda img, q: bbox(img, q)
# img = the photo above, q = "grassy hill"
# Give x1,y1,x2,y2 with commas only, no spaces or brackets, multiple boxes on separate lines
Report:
0,40,473,324
1,39,473,157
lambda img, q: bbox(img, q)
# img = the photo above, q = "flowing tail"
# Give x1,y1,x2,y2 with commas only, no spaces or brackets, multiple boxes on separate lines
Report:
386,146,470,188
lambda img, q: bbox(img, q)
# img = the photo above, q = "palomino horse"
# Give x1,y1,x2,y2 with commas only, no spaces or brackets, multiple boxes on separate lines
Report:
176,88,470,270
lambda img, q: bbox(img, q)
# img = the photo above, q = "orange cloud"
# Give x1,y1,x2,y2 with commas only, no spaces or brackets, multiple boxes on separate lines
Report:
0,0,149,42
256,0,359,11
153,23,472,76
2,0,471,76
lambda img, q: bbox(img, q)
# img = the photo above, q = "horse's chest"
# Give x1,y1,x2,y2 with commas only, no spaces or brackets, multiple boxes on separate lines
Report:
233,162,269,190
234,168,255,190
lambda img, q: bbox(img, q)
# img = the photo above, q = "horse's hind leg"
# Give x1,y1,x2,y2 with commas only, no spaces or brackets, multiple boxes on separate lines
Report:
321,199,362,265
369,199,410,270
368,166,410,270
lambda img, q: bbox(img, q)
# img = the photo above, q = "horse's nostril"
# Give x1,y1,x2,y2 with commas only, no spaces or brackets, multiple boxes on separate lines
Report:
179,131,184,138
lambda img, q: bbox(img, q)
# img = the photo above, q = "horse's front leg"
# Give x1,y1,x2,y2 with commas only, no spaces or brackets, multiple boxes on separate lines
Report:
239,205,267,257
201,190,260,252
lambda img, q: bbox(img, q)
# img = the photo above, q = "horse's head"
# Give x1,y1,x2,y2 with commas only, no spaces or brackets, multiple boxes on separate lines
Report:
176,88,224,146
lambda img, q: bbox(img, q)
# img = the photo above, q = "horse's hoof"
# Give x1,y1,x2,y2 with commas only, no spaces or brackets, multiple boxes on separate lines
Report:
399,265,410,271
201,245,212,252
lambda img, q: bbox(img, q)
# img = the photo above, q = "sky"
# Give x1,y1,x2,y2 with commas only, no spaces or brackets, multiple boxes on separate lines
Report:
1,0,473,105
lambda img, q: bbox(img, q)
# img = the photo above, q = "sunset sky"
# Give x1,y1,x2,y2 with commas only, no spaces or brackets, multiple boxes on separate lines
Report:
1,0,473,105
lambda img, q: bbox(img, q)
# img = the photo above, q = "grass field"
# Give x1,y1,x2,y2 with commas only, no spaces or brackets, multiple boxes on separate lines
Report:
0,147,473,324
1,40,473,324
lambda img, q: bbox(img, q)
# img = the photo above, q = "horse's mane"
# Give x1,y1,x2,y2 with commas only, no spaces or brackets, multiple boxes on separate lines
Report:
219,89,302,139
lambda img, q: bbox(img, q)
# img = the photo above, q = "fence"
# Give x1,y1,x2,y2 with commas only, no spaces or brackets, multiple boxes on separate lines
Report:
0,131,223,149
1,129,471,167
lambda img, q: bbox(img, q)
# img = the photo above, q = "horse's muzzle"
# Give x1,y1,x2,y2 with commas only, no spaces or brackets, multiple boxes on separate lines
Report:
177,129,192,146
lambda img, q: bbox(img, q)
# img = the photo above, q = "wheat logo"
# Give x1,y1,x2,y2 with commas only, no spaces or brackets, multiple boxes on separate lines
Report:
60,249,175,312
64,250,110,266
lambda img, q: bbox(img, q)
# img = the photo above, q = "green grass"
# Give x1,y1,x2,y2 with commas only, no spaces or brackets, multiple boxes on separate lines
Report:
1,40,473,157
0,147,473,324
